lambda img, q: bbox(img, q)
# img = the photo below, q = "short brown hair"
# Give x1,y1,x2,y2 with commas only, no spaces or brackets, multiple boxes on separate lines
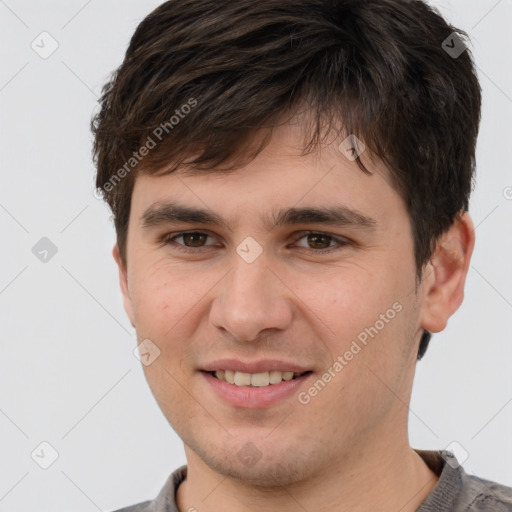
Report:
91,0,482,359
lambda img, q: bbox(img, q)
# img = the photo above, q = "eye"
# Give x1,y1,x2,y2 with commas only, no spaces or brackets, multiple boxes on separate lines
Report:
161,230,350,255
163,231,217,252
292,231,350,254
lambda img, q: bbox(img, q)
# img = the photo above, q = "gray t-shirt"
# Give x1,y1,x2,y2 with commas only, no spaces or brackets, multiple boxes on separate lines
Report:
112,450,512,511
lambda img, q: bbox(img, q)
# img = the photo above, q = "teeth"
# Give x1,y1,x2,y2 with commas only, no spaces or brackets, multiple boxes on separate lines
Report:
234,371,251,386
251,372,269,387
269,370,283,384
213,370,306,387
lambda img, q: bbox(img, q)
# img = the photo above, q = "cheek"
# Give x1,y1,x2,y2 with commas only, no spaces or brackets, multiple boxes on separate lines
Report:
303,261,416,384
304,265,400,340
130,258,211,337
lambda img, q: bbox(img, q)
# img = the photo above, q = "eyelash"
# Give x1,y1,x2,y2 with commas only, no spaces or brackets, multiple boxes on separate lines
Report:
161,231,350,255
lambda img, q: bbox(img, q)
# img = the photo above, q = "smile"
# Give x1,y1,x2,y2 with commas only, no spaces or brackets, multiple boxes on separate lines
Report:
209,370,311,387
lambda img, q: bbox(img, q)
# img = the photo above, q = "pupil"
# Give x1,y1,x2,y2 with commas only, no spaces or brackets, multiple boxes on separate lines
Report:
185,233,205,247
309,234,329,249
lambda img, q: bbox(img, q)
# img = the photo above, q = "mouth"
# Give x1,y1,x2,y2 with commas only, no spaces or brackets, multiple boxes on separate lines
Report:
201,362,315,408
204,369,313,387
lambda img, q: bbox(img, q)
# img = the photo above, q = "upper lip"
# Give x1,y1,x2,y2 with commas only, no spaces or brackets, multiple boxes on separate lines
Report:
201,359,312,374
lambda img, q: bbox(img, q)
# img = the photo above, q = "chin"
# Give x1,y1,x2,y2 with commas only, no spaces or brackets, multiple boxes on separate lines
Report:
196,441,316,488
219,460,308,487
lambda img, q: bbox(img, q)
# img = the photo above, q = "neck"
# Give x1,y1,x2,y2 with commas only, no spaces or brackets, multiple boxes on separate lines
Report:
176,425,439,512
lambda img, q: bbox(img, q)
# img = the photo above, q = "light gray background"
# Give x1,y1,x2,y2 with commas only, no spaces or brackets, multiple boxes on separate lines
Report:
0,1,511,510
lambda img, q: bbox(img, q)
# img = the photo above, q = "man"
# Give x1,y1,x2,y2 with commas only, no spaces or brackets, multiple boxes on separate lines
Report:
91,1,512,510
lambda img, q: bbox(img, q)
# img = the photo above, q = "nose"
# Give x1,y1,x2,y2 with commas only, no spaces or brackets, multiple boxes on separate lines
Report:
209,253,293,342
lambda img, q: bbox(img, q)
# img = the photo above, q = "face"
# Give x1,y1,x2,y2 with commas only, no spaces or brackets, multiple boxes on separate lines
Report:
116,122,436,486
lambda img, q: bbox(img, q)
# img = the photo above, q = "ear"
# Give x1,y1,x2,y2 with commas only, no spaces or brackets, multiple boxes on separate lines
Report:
113,244,136,328
419,212,475,333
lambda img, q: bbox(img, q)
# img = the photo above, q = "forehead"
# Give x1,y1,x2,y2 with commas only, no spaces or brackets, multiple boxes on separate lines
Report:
130,122,404,230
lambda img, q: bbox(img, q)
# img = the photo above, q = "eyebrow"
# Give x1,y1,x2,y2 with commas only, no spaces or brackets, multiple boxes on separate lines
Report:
141,201,377,232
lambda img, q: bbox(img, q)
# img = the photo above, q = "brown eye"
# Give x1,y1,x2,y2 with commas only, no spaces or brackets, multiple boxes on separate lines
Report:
293,231,350,254
305,233,332,249
181,232,208,247
164,231,217,252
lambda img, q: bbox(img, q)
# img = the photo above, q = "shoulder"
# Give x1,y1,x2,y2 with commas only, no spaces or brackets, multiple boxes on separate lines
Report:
110,501,153,512
108,465,187,512
416,450,512,512
459,471,512,511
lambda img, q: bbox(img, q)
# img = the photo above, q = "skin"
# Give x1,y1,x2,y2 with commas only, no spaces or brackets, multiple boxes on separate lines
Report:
114,120,475,512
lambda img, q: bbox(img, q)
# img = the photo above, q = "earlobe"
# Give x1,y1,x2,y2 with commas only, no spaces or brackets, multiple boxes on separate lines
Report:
112,244,136,328
419,212,475,333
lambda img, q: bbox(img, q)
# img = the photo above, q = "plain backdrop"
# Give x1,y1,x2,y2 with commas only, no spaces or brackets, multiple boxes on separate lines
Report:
0,1,511,511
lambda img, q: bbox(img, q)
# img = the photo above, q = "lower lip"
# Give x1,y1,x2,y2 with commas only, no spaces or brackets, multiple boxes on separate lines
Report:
202,371,313,409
